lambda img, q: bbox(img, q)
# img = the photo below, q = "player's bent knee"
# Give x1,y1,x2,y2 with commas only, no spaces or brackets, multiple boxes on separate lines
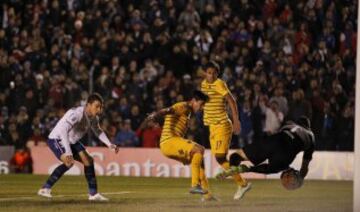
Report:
215,154,227,164
64,161,74,168
83,156,94,166
230,152,243,166
60,156,75,168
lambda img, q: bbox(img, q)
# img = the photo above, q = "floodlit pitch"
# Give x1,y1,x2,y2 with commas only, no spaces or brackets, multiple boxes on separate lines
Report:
0,175,352,212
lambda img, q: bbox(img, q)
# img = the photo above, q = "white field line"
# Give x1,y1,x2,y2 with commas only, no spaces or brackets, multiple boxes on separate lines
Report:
0,191,132,202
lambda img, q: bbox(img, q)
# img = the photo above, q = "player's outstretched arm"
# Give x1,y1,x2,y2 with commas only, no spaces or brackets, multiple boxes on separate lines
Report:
299,159,311,178
98,131,120,154
91,121,120,154
300,141,314,178
146,107,175,122
225,93,241,135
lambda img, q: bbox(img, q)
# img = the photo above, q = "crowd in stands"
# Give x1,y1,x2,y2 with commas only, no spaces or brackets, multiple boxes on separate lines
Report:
0,0,357,166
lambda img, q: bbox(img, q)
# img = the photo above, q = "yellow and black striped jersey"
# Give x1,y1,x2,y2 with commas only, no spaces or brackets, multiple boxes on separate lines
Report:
160,102,191,142
201,79,230,125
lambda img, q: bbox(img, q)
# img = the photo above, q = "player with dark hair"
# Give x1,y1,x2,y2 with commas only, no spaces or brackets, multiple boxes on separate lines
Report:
201,61,251,200
145,90,215,200
37,93,119,201
217,116,315,190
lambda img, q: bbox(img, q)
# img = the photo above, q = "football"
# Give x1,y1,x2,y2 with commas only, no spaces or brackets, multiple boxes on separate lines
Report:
280,168,303,190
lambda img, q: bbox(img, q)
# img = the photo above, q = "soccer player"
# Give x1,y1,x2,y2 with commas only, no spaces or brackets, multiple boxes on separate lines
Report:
146,90,214,200
201,61,251,200
217,116,315,187
37,93,119,201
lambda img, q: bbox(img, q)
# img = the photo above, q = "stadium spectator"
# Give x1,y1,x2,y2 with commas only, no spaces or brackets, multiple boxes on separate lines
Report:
336,103,355,151
10,147,32,173
259,96,284,135
0,114,8,145
129,105,144,130
288,89,312,122
314,102,336,150
114,119,139,147
136,119,161,148
26,127,46,147
270,87,288,116
238,100,253,148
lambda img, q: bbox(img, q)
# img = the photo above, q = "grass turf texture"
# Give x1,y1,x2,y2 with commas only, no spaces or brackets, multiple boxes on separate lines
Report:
0,175,352,212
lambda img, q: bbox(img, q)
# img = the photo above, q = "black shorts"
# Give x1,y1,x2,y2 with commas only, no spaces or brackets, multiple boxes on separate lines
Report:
47,139,86,160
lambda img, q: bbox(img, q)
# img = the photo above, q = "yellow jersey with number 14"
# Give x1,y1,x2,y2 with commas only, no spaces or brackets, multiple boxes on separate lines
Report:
160,102,190,142
201,79,230,126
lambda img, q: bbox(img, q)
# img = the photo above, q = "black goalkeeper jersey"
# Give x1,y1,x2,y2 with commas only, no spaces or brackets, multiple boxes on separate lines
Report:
280,122,315,160
242,122,315,174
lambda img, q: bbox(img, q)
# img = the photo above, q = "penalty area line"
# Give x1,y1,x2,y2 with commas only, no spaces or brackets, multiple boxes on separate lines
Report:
0,191,132,201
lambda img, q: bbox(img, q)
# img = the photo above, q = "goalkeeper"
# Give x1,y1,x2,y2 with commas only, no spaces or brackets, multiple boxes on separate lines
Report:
217,116,315,184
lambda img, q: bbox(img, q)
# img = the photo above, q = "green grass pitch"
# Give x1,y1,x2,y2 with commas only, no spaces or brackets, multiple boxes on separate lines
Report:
0,175,352,212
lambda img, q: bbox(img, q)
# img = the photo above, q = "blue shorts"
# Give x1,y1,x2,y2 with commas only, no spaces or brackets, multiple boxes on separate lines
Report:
47,139,86,160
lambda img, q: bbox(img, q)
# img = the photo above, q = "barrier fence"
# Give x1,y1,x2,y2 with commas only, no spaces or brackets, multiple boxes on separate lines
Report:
0,146,353,180
22,146,353,180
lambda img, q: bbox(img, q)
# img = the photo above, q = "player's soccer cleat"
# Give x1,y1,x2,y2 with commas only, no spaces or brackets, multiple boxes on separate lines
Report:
216,165,249,180
201,194,219,202
88,193,109,201
37,188,52,198
233,182,252,200
215,166,237,180
189,185,208,195
215,170,227,180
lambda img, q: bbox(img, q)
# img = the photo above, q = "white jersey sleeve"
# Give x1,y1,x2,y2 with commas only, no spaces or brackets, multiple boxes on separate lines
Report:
88,116,112,147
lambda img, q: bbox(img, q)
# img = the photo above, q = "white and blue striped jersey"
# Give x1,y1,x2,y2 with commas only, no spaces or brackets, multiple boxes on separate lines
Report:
48,106,105,155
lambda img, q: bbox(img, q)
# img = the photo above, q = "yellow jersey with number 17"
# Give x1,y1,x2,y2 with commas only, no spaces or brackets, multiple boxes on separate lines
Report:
201,79,230,126
160,102,191,142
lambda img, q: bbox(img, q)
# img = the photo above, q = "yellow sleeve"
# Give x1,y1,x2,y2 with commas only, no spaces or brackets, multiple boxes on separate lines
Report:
171,102,187,116
215,80,230,96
